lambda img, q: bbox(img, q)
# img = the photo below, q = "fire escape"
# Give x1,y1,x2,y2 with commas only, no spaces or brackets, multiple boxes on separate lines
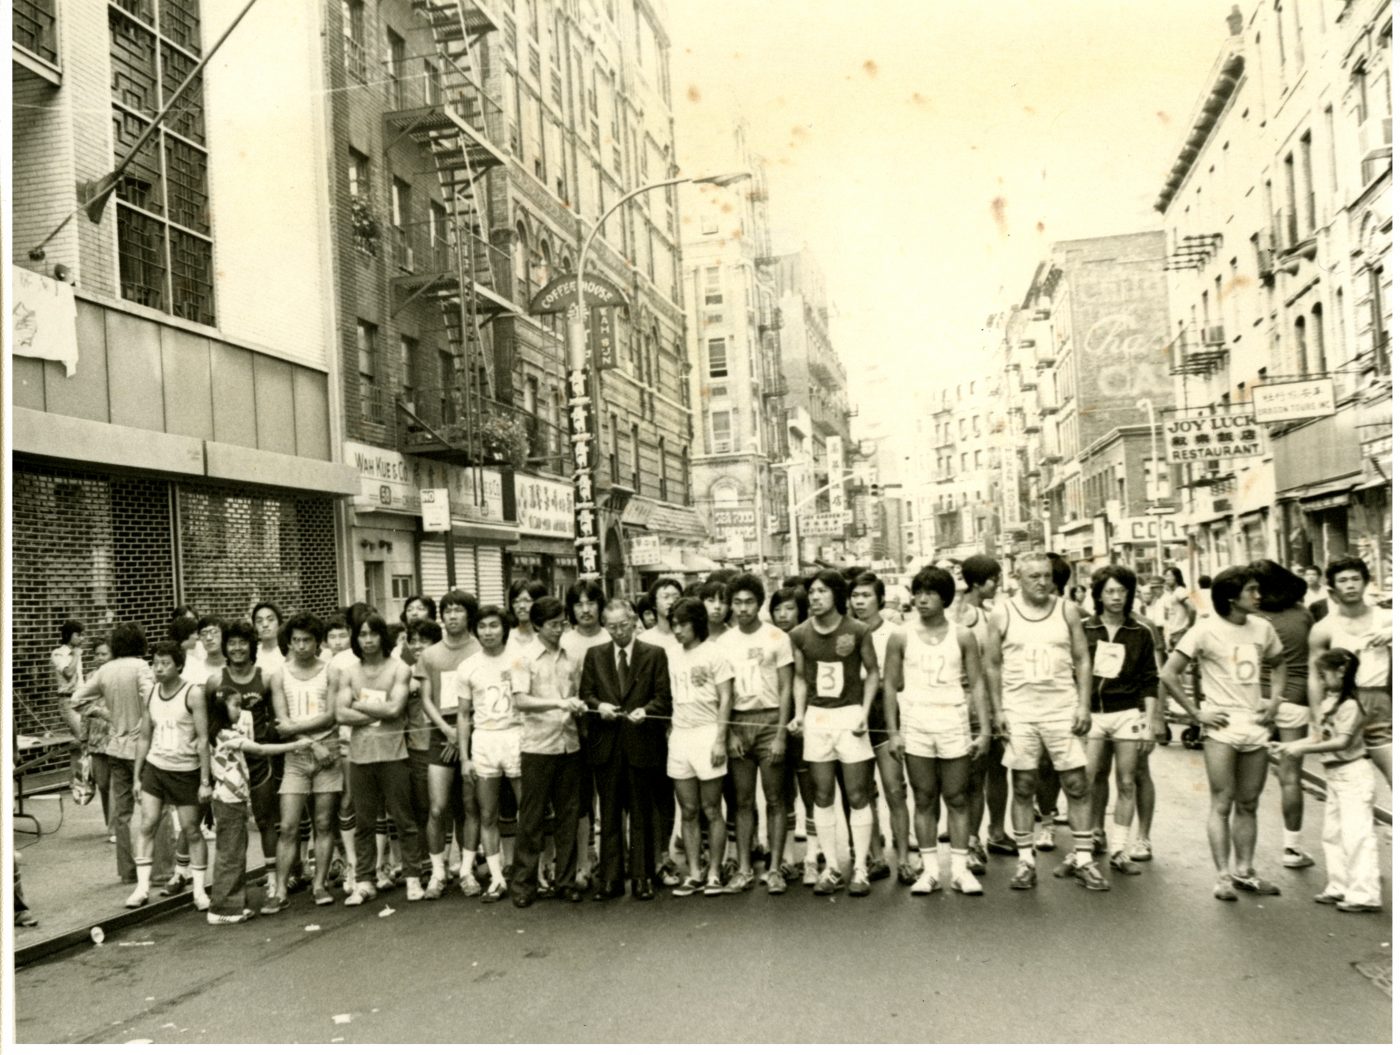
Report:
387,0,511,467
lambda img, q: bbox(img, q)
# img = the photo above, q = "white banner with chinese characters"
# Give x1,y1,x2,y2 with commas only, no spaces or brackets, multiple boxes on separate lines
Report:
826,436,846,511
514,474,574,538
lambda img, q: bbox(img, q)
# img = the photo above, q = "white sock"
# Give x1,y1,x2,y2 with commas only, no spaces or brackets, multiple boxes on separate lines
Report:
376,832,388,868
1283,828,1301,851
950,848,969,880
135,861,152,894
1110,823,1131,855
919,847,939,877
804,819,820,864
849,806,874,875
191,866,207,896
814,805,840,872
430,852,447,881
487,852,504,884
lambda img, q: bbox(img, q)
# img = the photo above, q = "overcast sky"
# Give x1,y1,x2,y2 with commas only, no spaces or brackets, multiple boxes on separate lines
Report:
669,0,1234,426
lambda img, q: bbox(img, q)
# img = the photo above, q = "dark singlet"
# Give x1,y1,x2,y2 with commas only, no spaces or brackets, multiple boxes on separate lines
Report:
218,666,273,785
790,615,868,710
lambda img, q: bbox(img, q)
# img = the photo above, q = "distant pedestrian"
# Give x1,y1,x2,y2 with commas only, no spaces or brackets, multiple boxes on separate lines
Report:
53,619,86,740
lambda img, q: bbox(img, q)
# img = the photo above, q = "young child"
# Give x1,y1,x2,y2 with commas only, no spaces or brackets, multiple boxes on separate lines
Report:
206,689,313,924
1278,648,1382,913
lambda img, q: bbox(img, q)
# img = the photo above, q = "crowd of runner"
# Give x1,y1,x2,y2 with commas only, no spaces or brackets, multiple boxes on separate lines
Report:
51,552,1390,925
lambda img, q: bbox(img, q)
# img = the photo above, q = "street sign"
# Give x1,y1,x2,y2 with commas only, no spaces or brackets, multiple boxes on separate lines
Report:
1164,409,1263,464
1252,379,1335,424
419,488,450,532
799,511,848,537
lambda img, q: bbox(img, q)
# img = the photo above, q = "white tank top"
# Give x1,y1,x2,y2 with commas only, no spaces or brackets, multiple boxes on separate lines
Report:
1001,598,1078,718
1325,609,1390,689
283,663,335,742
146,681,199,772
897,623,966,717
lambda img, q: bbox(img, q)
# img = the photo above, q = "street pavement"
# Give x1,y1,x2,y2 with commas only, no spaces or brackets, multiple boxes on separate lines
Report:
13,746,1391,1044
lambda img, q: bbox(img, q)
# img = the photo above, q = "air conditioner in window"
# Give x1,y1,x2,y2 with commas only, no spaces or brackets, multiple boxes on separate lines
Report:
1201,324,1226,347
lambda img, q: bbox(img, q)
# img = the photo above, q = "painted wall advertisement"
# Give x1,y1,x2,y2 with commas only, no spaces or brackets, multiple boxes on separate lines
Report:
346,441,504,521
1164,409,1263,464
514,474,574,538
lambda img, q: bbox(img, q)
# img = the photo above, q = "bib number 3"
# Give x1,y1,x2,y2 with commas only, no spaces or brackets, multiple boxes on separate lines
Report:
815,661,844,698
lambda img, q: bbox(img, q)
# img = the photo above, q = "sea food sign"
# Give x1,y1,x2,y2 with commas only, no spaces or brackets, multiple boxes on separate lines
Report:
1164,410,1263,464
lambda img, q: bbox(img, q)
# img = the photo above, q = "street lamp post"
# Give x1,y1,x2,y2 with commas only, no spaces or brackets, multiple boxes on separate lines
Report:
565,171,750,582
1137,396,1166,577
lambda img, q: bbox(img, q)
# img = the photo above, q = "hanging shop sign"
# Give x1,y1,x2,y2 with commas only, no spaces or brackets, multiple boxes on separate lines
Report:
1252,379,1336,424
628,534,662,566
1118,515,1186,542
346,441,505,522
514,473,574,538
567,367,602,581
419,488,451,532
799,510,852,536
587,306,621,370
528,272,629,315
712,508,758,540
1163,409,1263,464
826,437,846,511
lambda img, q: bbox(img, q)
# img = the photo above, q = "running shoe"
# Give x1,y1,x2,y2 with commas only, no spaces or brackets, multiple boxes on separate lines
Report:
312,886,335,906
723,871,755,894
848,869,871,897
375,866,396,892
424,876,446,900
1010,861,1037,890
897,861,921,885
260,895,289,915
910,871,940,896
1337,901,1382,913
192,890,211,912
1213,878,1238,901
658,859,682,888
460,873,483,898
867,857,892,882
344,883,378,906
124,889,150,909
968,837,988,870
813,868,846,895
985,836,1018,857
1091,830,1107,855
703,874,725,897
802,860,821,887
1230,872,1281,896
779,861,803,883
951,872,984,896
720,858,739,884
15,909,39,927
1313,890,1344,905
1035,828,1056,852
1282,848,1316,870
766,871,788,896
1109,852,1142,876
1075,862,1110,892
1128,839,1153,862
1051,853,1077,879
206,909,253,925
405,877,425,902
163,873,191,898
480,879,507,904
671,876,703,898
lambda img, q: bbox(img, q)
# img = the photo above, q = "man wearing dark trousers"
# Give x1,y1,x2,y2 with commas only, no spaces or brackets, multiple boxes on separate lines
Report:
580,599,673,901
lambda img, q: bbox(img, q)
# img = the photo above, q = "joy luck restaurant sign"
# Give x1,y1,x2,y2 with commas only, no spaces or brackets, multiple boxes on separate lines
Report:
1164,409,1264,464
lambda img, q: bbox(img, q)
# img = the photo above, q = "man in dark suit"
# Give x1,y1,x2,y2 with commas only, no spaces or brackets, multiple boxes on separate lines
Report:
580,598,672,900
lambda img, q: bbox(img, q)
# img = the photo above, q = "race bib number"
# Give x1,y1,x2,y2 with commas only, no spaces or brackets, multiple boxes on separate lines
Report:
1022,646,1056,681
1093,642,1126,680
478,681,511,720
358,687,387,727
439,672,461,716
154,720,181,755
1229,646,1257,684
289,683,324,720
815,660,844,698
917,649,949,689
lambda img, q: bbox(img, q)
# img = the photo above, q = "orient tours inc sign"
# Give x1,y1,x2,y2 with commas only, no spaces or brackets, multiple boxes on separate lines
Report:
1164,409,1264,464
1252,379,1336,424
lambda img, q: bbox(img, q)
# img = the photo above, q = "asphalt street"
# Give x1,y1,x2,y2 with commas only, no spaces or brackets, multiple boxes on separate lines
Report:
13,747,1392,1044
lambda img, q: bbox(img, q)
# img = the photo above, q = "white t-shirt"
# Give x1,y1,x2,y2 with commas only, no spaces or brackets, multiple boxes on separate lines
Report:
1174,615,1283,713
669,640,735,730
560,626,608,667
722,623,794,713
456,649,523,731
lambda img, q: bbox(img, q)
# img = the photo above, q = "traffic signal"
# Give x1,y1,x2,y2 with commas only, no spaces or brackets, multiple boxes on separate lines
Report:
869,482,881,500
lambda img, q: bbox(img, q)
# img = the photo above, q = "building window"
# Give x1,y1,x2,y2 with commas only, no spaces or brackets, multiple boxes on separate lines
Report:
1369,265,1390,372
110,1,215,325
609,413,620,480
682,446,691,503
342,0,367,81
386,27,406,108
631,425,641,490
399,335,417,405
658,436,668,500
711,410,732,454
429,201,448,269
707,337,728,378
357,320,380,423
704,266,722,304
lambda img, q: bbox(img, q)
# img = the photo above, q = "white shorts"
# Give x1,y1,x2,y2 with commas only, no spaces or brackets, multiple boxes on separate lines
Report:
1003,716,1086,772
1090,710,1149,743
667,724,727,782
1203,712,1270,752
1274,702,1310,731
471,727,522,779
902,705,971,760
802,706,876,765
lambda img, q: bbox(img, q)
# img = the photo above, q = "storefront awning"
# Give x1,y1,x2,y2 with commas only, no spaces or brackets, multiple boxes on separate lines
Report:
622,495,709,540
1275,478,1362,506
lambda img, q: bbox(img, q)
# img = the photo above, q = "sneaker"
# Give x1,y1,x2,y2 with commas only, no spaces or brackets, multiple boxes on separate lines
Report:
658,859,682,888
424,876,446,900
1034,829,1056,852
460,873,483,898
206,909,253,925
866,857,892,882
968,837,988,869
260,895,289,915
1213,878,1239,901
1313,890,1344,905
1337,901,1382,913
967,853,987,877
1091,830,1107,856
813,868,846,895
671,876,703,898
719,858,739,884
163,873,191,898
1128,839,1153,862
897,862,921,885
951,872,984,896
779,861,802,883
1282,847,1315,870
1109,852,1142,876
342,875,356,897
723,871,755,894
1010,861,1037,890
1075,862,1110,892
704,874,725,897
766,871,787,895
124,888,150,909
405,877,424,902
15,909,39,927
1230,872,1281,896
1051,853,1077,879
480,879,507,904
848,868,871,897
375,867,396,892
312,886,335,907
344,882,378,906
191,889,211,911
910,871,940,896
803,860,820,887
986,836,1017,856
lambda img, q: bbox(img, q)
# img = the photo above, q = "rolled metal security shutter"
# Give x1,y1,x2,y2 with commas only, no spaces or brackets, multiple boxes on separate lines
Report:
420,538,450,600
473,546,505,606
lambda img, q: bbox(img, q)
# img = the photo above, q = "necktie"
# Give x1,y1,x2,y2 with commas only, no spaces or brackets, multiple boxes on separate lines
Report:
617,648,630,693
